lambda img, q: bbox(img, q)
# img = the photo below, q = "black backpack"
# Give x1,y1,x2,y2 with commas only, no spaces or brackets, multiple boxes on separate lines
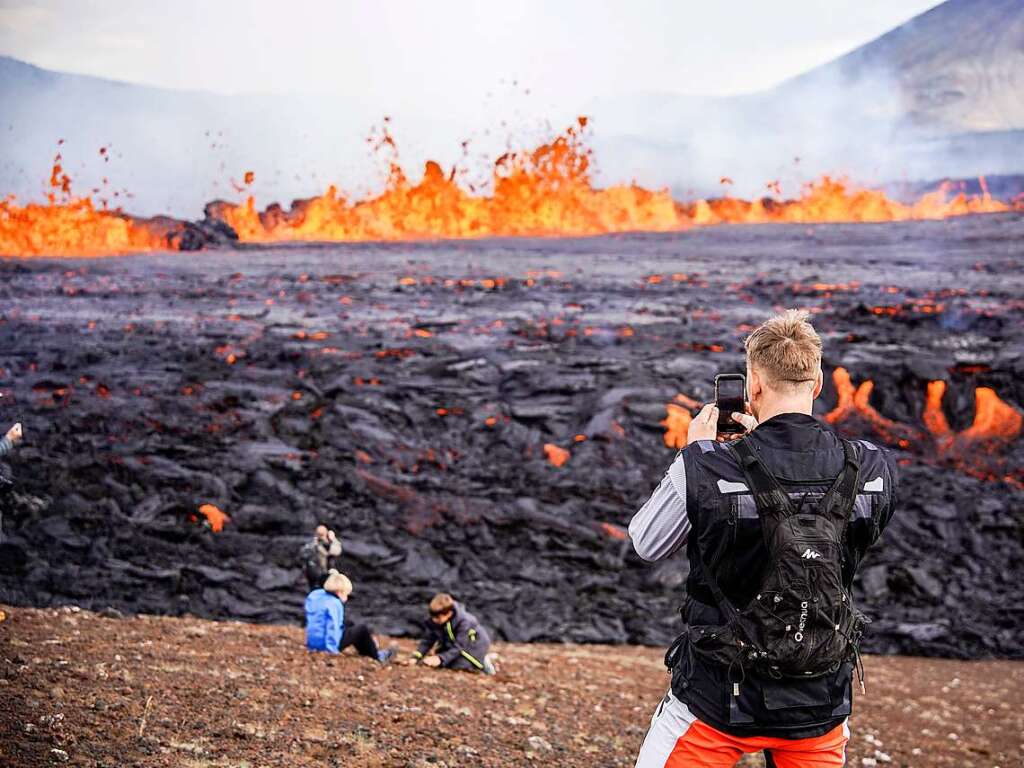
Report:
682,437,866,681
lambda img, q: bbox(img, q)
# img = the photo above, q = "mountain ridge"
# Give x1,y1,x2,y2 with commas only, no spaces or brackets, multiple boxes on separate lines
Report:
3,0,1022,211
789,0,1024,132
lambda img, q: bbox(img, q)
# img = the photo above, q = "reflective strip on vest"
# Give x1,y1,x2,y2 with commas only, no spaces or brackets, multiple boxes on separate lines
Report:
731,493,874,520
460,650,485,669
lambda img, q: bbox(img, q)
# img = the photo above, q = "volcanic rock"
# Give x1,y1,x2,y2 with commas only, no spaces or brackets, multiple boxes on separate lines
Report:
0,219,1022,660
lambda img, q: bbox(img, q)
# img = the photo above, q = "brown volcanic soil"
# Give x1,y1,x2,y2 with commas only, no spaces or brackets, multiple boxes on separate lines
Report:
1,606,1021,768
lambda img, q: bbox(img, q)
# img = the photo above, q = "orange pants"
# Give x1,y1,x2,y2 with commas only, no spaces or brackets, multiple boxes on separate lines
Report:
635,691,849,768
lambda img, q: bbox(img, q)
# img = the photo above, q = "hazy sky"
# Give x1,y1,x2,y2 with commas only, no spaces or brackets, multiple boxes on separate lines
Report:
1,0,958,216
1,0,944,115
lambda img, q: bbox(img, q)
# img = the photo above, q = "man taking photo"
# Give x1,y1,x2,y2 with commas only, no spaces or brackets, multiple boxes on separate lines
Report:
0,423,22,458
630,310,898,768
300,524,343,591
1,423,23,544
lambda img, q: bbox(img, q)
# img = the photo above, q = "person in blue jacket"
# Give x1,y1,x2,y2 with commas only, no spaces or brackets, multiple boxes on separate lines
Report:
304,571,394,663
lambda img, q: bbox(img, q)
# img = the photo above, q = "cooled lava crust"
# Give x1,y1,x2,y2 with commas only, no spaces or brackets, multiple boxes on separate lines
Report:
1,215,1022,658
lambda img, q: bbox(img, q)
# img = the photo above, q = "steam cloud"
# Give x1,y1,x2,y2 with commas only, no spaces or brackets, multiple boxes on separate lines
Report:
588,65,1023,200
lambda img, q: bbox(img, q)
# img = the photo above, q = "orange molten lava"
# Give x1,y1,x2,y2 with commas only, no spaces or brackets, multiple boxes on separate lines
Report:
543,443,571,467
197,503,230,533
0,196,169,257
0,156,167,257
922,380,951,438
959,387,1023,444
661,395,696,449
214,119,680,242
825,369,1022,484
824,367,916,445
689,176,1012,226
3,125,1020,257
218,128,1016,243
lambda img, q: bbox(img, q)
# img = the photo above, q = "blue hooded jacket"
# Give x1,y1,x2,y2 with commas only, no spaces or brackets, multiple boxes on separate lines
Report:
305,588,344,653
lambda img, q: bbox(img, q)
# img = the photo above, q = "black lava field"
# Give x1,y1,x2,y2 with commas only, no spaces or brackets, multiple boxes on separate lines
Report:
1,215,1022,659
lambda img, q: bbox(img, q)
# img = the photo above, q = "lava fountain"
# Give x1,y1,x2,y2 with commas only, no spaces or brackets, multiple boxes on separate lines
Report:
2,120,1020,258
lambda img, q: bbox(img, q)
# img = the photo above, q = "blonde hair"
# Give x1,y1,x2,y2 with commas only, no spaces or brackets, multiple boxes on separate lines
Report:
429,593,455,614
324,570,352,597
744,309,822,390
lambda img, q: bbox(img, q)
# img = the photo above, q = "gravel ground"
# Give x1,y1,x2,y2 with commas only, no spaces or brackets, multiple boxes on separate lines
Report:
1,605,1021,767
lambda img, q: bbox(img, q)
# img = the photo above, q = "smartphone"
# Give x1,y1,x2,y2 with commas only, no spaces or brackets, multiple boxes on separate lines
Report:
714,374,746,434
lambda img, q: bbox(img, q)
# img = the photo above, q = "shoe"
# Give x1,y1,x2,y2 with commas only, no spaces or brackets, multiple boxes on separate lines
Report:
377,648,395,665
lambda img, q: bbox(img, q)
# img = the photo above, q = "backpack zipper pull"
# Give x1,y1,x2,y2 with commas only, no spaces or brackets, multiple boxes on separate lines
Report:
855,647,867,695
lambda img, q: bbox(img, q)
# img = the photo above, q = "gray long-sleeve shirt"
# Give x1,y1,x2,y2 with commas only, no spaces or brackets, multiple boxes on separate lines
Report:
628,446,699,562
0,435,13,459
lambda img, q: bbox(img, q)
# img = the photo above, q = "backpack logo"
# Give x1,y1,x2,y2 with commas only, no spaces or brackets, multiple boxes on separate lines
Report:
801,548,822,560
794,600,810,642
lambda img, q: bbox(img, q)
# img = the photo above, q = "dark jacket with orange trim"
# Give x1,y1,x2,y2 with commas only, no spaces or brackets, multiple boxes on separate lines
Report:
414,602,491,671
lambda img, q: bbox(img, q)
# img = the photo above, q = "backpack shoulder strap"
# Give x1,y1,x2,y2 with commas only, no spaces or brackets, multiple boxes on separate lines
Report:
691,437,863,658
819,438,861,521
727,438,795,516
687,440,766,635
692,539,747,634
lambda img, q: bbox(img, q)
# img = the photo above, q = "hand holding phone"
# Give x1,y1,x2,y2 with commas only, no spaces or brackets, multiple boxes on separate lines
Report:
714,375,746,435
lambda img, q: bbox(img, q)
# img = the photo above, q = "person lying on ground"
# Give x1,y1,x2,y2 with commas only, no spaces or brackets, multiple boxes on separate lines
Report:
305,570,394,664
299,523,343,590
0,423,22,458
411,592,495,674
629,309,898,768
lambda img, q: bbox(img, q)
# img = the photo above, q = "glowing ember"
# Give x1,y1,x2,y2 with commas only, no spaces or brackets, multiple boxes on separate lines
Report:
599,522,628,541
543,443,570,467
197,503,230,533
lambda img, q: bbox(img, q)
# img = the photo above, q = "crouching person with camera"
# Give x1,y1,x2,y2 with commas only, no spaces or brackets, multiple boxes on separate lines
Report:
1,423,22,458
630,310,898,768
1,424,23,537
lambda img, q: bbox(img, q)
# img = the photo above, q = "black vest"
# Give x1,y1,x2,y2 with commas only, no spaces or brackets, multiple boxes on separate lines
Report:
673,413,897,739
